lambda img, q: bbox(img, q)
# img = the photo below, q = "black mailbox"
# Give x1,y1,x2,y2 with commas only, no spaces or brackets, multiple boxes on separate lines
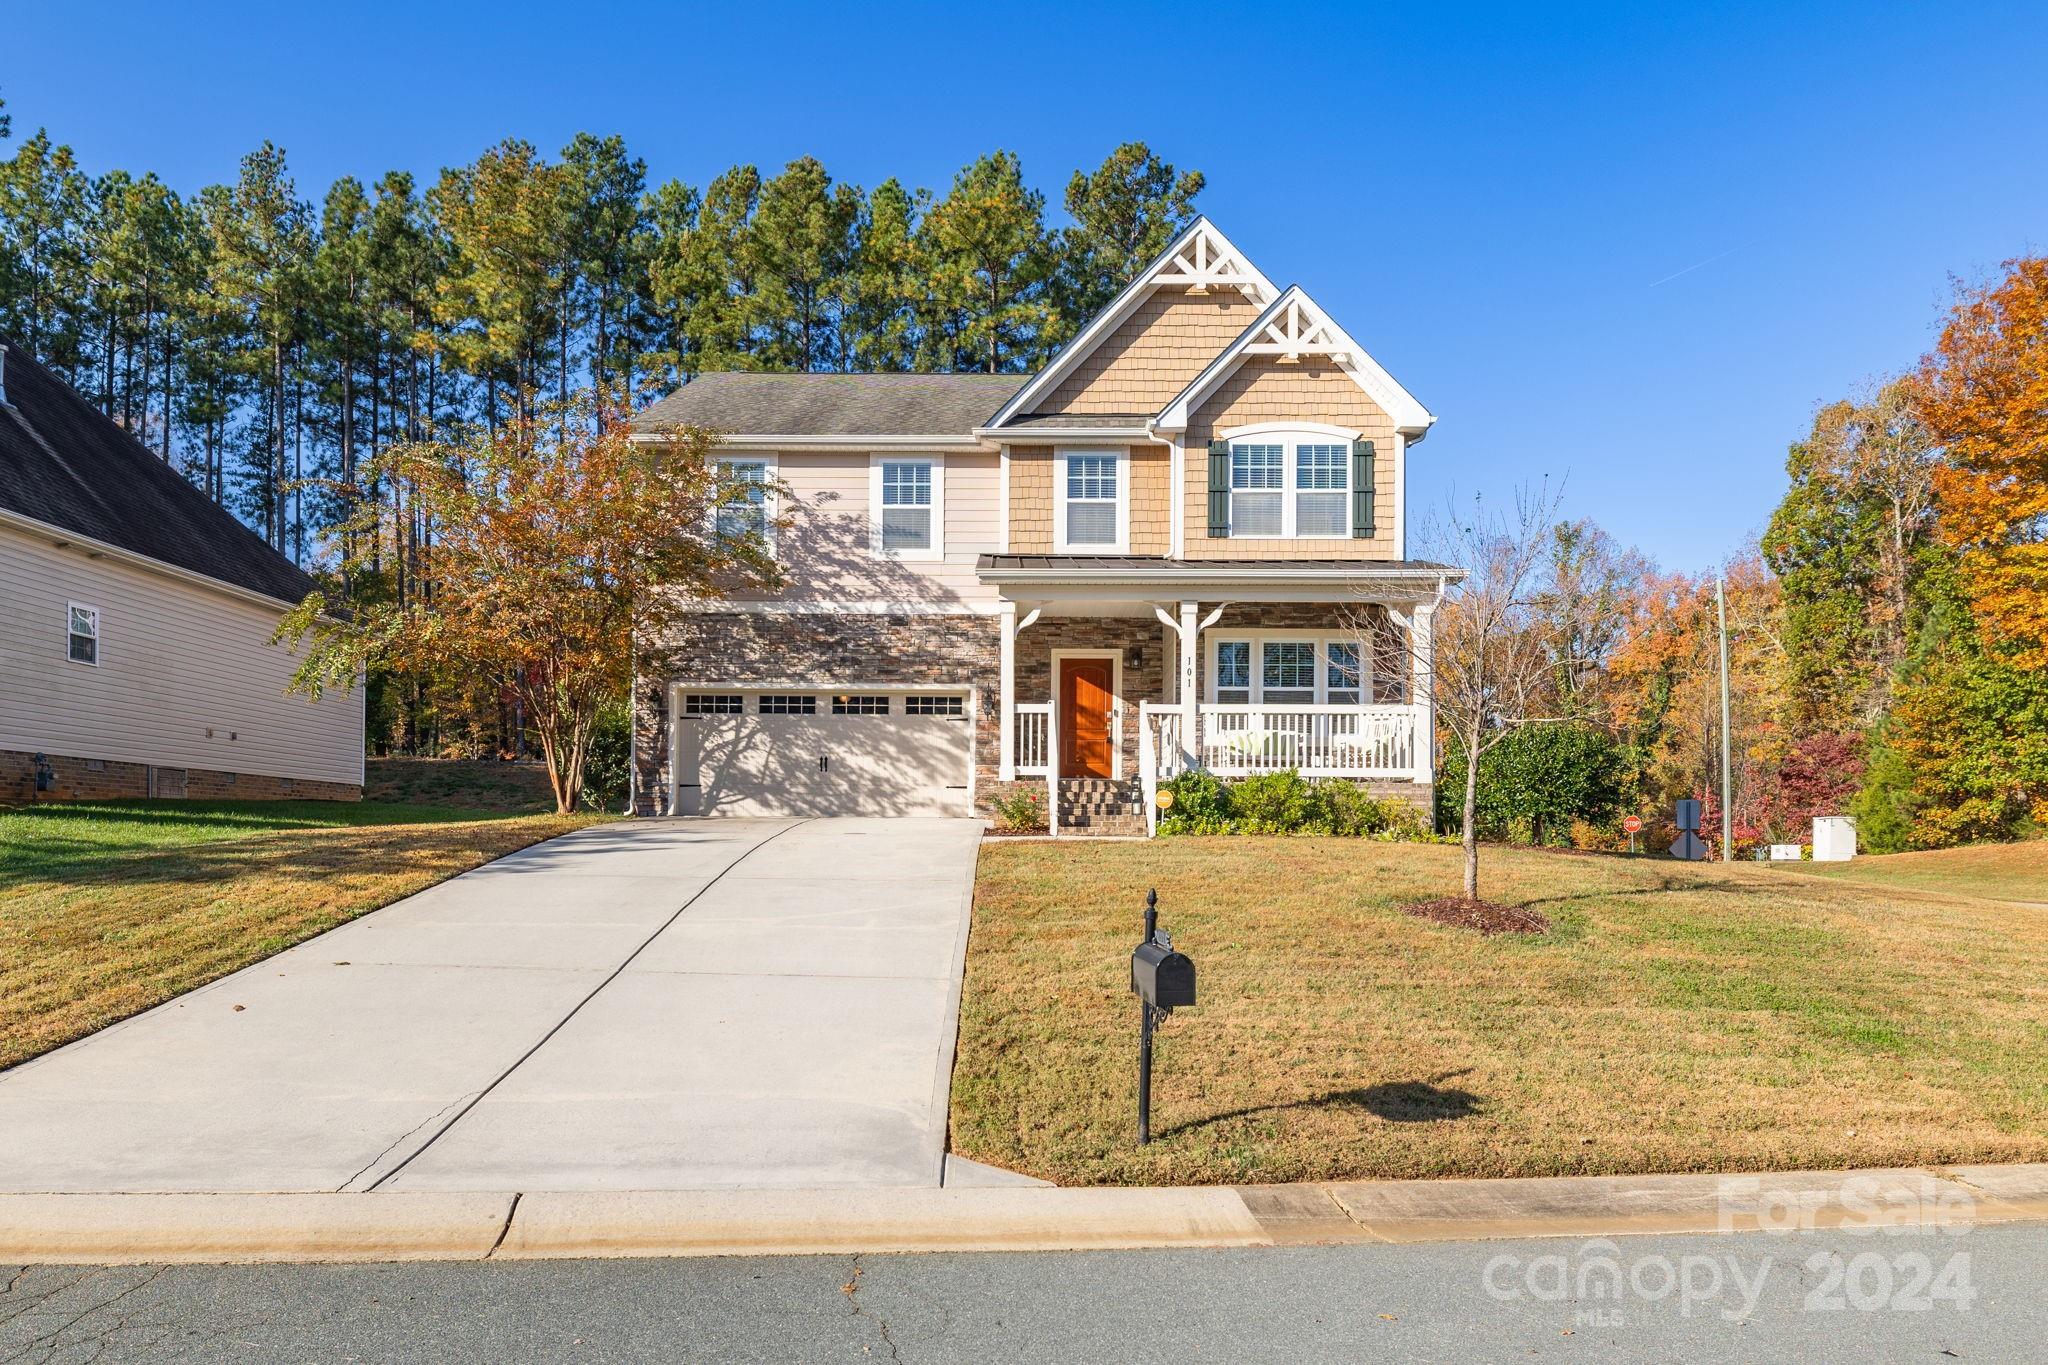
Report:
1131,939,1196,1010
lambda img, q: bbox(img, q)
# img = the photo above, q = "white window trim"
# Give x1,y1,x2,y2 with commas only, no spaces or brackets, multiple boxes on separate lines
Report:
1205,630,1380,706
66,602,100,668
711,453,779,556
1054,446,1130,554
1050,647,1124,780
1219,422,1360,542
868,454,945,562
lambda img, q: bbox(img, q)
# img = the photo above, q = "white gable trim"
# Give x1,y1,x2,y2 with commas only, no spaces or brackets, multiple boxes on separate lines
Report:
1154,286,1436,436
986,217,1278,429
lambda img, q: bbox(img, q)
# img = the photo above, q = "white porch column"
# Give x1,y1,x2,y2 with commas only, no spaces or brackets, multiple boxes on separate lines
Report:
998,601,1018,781
1178,599,1200,767
1410,597,1437,784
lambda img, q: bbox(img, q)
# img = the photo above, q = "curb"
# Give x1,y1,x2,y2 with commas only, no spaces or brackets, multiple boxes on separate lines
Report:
2,1164,2043,1265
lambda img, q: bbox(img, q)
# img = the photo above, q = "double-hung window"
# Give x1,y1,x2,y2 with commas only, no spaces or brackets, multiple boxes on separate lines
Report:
1261,641,1317,703
715,459,770,543
1225,431,1352,538
1057,449,1123,551
66,604,99,666
1210,636,1376,705
1228,444,1284,537
873,458,940,558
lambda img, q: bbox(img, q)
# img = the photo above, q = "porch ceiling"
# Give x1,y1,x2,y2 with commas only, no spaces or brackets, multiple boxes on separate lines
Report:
977,553,1462,603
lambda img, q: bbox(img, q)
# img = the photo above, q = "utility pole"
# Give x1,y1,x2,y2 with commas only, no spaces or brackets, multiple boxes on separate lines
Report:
1716,573,1733,862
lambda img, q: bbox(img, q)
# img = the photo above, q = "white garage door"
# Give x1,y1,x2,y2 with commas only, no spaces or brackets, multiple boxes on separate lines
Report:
675,691,973,817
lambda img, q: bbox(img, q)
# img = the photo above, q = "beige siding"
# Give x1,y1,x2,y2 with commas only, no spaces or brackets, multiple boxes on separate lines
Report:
0,522,365,786
1182,357,1402,561
741,451,1000,606
1037,288,1257,415
1129,443,1171,555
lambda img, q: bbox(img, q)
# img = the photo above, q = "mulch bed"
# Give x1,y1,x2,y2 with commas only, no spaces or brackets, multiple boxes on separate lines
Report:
1401,897,1551,936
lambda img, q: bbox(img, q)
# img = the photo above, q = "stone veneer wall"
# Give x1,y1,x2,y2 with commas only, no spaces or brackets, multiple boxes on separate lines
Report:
634,610,1003,815
0,747,361,805
1013,615,1169,779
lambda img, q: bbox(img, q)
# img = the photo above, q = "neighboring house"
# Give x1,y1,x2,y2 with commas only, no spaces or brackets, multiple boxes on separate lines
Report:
0,342,364,804
630,219,1461,833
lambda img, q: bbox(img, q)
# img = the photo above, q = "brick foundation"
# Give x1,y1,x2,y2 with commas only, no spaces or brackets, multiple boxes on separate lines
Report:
0,747,362,806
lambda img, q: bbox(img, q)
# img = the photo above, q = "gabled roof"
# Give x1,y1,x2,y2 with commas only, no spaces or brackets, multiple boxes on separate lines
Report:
1156,286,1436,436
0,341,317,605
634,371,1024,439
984,217,1279,429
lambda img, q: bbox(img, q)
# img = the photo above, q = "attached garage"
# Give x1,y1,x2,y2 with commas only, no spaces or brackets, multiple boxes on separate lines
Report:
673,689,974,817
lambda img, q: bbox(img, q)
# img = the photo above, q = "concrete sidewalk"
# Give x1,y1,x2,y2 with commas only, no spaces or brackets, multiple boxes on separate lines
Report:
0,818,980,1194
3,1164,2044,1264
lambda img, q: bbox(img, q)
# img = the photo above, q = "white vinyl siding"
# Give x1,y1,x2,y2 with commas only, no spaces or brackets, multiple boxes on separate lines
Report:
0,522,363,786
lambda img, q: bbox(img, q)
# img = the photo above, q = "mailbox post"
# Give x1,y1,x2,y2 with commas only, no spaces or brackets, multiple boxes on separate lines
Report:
1131,888,1195,1145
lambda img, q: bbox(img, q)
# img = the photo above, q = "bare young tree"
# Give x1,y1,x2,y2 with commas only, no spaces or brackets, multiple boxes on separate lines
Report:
1368,483,1566,901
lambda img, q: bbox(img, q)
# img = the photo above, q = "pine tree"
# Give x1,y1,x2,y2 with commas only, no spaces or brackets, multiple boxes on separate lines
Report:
748,157,857,371
648,165,760,374
1054,142,1204,337
917,152,1053,373
562,133,649,415
843,179,925,372
0,128,92,376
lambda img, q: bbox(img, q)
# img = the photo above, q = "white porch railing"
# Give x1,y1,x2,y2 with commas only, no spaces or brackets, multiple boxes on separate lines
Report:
1014,703,1051,776
1194,704,1422,779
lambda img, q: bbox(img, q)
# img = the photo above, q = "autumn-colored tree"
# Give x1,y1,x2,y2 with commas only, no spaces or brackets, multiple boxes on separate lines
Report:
277,399,781,811
1914,257,2048,669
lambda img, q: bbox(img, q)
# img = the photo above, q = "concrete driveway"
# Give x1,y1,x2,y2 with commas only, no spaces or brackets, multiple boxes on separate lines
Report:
0,818,982,1193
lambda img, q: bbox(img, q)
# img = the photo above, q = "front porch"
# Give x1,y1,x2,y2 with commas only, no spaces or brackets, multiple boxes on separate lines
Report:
982,558,1450,837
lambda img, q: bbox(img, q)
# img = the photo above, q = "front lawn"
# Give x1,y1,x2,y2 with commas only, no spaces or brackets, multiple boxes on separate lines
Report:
1,799,600,1070
954,839,2048,1186
1779,840,2047,904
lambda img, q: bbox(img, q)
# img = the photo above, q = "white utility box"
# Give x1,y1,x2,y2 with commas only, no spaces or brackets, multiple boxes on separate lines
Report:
1813,815,1857,862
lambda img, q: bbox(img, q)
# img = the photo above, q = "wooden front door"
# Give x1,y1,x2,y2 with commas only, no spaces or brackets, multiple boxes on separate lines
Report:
1059,658,1116,778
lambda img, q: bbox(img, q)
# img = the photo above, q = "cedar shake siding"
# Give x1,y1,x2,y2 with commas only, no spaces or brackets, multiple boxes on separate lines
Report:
1182,356,1402,561
1005,444,1168,555
1035,289,1260,415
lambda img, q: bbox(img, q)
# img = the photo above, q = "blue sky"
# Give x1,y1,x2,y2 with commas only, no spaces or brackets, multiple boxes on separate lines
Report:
7,1,2046,570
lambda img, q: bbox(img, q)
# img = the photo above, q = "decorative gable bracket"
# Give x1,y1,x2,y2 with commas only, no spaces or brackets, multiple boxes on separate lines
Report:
1155,286,1436,436
1151,224,1270,296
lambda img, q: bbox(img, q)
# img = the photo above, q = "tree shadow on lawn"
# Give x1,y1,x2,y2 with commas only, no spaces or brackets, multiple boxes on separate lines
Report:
1164,1068,1484,1137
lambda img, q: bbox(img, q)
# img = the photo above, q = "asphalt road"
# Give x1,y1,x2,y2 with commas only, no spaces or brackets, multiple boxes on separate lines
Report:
4,1222,2040,1362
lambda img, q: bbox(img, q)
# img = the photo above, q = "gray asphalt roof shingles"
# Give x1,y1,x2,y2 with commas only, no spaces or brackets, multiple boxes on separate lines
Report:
0,341,316,604
632,371,1027,437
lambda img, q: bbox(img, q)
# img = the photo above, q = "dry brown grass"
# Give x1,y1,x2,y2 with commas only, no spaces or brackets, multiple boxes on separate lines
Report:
1,812,594,1071
954,839,2048,1186
1782,841,2048,904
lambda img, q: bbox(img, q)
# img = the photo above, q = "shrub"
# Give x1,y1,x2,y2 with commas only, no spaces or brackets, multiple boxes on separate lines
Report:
578,700,633,812
1157,769,1427,839
989,787,1047,832
1438,724,1623,846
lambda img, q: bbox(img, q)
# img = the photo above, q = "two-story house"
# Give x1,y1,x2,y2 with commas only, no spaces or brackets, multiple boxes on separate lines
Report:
629,219,1460,834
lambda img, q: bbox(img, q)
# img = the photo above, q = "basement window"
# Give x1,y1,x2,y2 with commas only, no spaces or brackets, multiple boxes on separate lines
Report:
67,604,99,666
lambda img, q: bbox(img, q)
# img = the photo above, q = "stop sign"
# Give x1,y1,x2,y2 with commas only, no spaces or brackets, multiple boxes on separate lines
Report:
1622,815,1643,834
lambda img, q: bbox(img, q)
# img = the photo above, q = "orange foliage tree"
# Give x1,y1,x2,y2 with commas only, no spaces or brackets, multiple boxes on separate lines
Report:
1914,257,2048,668
278,398,779,812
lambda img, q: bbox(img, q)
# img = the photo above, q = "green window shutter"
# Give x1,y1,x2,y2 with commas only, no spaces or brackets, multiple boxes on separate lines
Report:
1351,439,1377,539
1207,440,1231,538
